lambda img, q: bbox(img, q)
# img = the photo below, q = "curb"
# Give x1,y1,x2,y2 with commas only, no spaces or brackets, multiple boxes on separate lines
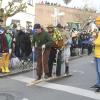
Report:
0,68,33,78
0,55,87,78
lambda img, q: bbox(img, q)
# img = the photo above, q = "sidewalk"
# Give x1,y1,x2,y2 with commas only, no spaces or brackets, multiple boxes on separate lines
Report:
0,55,87,77
69,54,87,60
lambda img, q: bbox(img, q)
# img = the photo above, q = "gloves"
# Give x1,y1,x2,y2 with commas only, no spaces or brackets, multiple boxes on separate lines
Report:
42,44,45,49
9,49,12,54
13,38,16,42
32,46,35,51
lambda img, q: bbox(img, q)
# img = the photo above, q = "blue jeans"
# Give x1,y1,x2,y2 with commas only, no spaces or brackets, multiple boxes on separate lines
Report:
95,58,100,87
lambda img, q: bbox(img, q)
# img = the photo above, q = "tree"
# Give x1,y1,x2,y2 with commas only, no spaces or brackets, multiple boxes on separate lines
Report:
75,4,96,29
63,0,72,5
0,0,26,26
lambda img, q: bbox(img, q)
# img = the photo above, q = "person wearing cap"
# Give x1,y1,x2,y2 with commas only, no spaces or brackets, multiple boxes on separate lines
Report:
32,23,53,80
47,24,57,77
47,24,64,77
55,24,64,76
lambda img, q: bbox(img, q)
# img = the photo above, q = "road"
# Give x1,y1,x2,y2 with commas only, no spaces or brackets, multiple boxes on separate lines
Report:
0,55,99,100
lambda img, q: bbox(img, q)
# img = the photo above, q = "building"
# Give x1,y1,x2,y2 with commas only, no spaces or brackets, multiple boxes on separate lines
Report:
1,0,36,28
35,4,100,28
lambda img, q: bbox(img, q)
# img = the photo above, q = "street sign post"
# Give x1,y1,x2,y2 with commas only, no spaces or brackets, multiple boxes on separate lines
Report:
51,8,65,26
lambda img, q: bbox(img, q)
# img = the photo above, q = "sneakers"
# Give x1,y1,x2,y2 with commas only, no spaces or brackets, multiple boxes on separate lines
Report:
91,84,100,88
65,73,72,77
90,84,100,92
95,88,100,92
44,73,51,79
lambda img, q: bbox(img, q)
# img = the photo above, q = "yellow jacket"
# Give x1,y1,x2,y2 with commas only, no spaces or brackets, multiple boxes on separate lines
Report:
94,32,100,58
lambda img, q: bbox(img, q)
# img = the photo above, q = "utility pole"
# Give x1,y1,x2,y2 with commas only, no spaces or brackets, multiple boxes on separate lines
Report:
51,8,65,26
0,0,2,8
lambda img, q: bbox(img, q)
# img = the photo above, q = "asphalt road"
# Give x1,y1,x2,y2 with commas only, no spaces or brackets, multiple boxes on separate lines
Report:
0,55,99,100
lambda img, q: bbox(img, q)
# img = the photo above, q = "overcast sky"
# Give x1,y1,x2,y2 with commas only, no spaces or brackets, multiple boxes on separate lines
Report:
37,0,100,11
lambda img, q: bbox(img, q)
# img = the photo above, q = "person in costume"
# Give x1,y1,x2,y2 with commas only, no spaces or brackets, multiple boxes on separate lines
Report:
47,24,64,77
0,27,12,73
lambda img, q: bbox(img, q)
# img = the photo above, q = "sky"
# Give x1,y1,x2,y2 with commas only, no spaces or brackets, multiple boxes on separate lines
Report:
37,0,100,11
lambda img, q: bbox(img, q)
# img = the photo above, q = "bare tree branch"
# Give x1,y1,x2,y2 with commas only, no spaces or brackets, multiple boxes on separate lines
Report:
75,5,96,29
0,0,27,26
4,0,26,17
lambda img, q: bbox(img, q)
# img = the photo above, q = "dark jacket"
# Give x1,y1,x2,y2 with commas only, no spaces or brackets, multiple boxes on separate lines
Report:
32,31,53,49
15,30,32,58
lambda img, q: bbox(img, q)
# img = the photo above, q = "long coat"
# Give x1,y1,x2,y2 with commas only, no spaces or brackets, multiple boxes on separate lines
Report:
15,31,32,59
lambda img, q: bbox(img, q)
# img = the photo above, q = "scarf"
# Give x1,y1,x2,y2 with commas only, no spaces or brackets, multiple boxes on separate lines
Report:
0,33,8,52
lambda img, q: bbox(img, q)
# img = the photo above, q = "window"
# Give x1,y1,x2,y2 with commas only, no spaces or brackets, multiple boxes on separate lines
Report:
12,20,20,26
27,0,33,6
13,0,21,2
26,21,32,29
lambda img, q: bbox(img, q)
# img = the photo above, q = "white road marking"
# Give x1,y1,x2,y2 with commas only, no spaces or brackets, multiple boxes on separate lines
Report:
10,75,100,100
10,76,35,83
37,82,100,100
72,70,85,74
90,60,95,64
22,98,29,100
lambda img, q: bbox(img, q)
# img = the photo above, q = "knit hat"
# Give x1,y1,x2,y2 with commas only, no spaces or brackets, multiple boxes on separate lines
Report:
57,23,63,28
34,23,41,29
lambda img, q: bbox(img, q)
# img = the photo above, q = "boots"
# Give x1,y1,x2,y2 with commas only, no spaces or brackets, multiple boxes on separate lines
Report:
5,58,10,73
65,65,72,76
0,66,10,73
0,58,4,73
5,66,10,73
0,53,10,73
65,66,69,75
65,63,69,74
0,66,5,73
